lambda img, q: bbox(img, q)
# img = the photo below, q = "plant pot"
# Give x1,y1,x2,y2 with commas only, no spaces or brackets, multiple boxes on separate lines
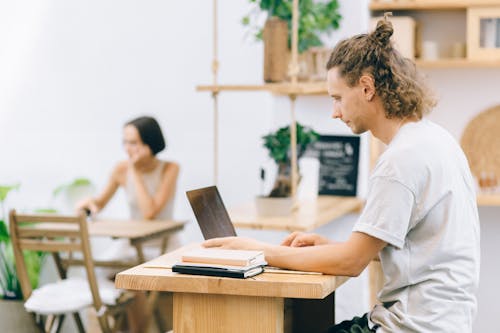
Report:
263,16,288,83
255,196,294,217
0,299,38,332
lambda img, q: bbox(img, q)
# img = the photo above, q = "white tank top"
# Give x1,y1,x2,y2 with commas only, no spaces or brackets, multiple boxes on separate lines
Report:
124,160,175,220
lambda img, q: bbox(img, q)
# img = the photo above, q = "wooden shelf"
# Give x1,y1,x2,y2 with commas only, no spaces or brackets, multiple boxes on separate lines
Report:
477,193,500,206
198,61,500,96
416,58,500,68
196,82,328,96
229,196,364,232
370,0,500,11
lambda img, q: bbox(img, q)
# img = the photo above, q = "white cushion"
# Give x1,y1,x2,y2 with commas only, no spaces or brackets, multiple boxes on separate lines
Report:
24,277,122,315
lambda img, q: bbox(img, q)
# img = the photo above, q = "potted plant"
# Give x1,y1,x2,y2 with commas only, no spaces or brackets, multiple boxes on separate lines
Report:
257,122,319,216
242,0,342,82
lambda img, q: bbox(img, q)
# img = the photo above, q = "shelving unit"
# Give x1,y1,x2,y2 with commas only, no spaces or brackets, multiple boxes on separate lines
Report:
198,0,363,229
370,1,500,208
196,82,328,96
370,0,500,11
229,196,363,232
371,0,500,67
477,193,500,206
199,2,500,211
416,58,500,68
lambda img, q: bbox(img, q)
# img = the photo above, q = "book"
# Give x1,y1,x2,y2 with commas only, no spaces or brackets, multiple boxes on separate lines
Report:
181,248,266,267
172,264,264,279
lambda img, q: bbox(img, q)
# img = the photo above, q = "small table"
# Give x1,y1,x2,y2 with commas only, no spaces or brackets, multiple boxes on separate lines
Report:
115,245,349,333
229,195,363,231
88,219,185,265
46,219,186,268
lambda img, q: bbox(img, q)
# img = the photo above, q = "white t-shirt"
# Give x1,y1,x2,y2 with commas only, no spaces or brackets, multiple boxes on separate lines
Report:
353,119,480,332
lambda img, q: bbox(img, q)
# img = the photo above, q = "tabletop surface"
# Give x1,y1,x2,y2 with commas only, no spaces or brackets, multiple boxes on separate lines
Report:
115,244,348,299
229,196,363,232
88,219,185,238
32,219,186,239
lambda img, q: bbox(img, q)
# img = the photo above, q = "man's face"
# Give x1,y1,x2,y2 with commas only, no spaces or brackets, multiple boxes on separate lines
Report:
327,67,371,135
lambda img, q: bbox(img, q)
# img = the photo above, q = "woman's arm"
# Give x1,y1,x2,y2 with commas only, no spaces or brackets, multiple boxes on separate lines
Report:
130,162,179,219
76,163,123,214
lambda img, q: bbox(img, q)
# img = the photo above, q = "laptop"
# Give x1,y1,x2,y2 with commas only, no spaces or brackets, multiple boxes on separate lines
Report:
185,186,321,275
186,186,237,240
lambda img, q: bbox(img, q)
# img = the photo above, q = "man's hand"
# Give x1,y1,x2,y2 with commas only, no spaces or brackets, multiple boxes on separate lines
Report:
281,231,331,247
203,236,269,251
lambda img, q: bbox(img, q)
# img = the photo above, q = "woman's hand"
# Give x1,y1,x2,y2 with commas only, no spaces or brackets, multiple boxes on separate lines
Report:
129,144,152,167
75,198,99,215
281,231,331,247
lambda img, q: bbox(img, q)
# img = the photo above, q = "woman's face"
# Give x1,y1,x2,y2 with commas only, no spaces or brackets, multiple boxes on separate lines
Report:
123,125,152,160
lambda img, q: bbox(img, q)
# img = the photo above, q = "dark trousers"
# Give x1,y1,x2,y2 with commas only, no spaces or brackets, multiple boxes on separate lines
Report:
325,313,377,333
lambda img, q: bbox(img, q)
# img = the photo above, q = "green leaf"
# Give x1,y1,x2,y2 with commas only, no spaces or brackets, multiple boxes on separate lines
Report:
53,177,93,197
243,0,342,53
0,242,46,299
262,122,319,165
0,184,20,202
0,220,8,243
33,208,58,214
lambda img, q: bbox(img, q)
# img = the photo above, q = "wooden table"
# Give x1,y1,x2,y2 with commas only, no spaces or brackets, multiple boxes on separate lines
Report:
229,195,363,232
115,245,349,333
87,219,185,265
35,219,185,268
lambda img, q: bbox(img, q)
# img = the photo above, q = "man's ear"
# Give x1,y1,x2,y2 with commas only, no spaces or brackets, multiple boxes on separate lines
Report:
359,75,375,101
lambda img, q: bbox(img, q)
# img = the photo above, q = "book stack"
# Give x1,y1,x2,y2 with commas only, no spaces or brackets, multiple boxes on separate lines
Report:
172,248,267,279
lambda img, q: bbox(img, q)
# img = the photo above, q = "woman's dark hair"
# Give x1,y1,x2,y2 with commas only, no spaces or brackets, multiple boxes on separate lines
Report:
126,116,166,155
326,15,436,120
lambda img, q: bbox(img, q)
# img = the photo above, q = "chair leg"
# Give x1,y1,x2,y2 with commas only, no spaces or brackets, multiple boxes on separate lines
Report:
154,306,167,332
45,314,56,332
72,312,86,333
98,315,112,333
31,313,45,333
144,291,161,330
54,315,66,333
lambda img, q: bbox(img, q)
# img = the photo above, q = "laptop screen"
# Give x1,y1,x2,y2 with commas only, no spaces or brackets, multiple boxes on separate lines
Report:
186,186,237,240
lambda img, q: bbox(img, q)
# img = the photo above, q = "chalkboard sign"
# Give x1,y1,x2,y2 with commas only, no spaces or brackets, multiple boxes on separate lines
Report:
311,135,360,196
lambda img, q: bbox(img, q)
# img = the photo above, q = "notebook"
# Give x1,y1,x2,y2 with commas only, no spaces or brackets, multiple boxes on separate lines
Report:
172,264,263,279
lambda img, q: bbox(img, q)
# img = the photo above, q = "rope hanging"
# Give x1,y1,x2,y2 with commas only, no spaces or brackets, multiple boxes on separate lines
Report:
212,0,219,185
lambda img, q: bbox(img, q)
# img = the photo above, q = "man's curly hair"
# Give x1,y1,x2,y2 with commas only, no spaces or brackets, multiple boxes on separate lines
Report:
326,18,436,120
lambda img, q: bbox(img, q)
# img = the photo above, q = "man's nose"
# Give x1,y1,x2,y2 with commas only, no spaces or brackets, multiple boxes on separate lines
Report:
331,104,341,119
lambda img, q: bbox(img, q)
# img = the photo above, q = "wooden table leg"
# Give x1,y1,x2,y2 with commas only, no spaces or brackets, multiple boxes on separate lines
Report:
173,293,284,333
160,235,168,254
133,243,146,263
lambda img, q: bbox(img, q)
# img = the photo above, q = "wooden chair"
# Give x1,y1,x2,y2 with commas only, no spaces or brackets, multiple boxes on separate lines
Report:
9,210,133,333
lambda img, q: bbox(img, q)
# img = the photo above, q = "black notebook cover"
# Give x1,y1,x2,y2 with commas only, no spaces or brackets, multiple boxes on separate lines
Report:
172,264,263,279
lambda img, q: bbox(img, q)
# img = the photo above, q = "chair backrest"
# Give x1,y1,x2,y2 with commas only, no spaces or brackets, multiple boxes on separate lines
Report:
8,210,104,312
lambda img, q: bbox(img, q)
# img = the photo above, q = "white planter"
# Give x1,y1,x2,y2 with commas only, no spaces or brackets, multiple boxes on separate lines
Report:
255,196,294,217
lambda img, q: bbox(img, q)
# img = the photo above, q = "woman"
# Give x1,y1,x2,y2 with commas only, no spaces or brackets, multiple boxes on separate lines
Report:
78,116,179,220
77,116,179,332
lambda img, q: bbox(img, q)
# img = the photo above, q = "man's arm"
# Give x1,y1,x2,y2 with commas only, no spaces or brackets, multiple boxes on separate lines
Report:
203,232,386,276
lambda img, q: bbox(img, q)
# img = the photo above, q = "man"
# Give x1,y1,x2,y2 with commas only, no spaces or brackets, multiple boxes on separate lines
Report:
204,17,480,332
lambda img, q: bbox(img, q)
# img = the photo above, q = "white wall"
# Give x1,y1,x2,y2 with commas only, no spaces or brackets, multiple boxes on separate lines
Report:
1,0,498,331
